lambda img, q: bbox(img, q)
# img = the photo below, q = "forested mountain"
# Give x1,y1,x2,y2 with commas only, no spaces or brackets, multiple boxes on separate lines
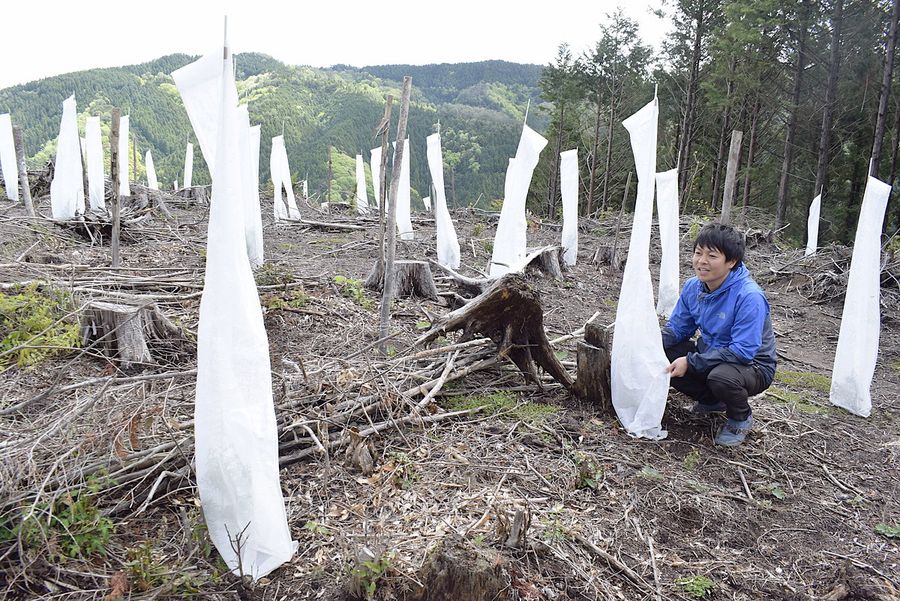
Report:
0,55,544,208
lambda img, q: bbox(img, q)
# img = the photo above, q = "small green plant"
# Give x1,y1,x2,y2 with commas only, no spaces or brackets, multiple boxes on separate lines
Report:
445,391,558,422
126,541,167,592
0,284,81,367
264,288,310,310
304,520,331,536
15,486,115,562
541,519,567,543
255,262,295,286
639,466,665,481
763,483,787,500
572,452,604,491
676,575,716,598
350,550,395,599
415,320,431,330
388,452,419,490
480,239,494,254
683,448,702,470
875,523,900,539
334,276,374,310
688,220,702,240
472,222,485,236
472,533,486,546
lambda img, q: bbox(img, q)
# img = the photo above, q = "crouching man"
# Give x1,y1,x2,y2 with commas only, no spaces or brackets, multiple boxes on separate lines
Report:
662,223,776,446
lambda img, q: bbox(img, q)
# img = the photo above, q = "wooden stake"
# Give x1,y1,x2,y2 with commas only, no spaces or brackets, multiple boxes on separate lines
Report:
12,126,35,217
326,145,333,203
377,95,394,268
378,77,412,355
110,109,121,268
720,129,743,225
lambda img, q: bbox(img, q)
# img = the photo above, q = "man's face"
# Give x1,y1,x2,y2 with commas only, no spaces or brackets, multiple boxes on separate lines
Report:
692,245,737,291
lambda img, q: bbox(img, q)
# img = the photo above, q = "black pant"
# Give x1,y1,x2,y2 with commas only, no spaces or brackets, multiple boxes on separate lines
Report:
665,340,768,421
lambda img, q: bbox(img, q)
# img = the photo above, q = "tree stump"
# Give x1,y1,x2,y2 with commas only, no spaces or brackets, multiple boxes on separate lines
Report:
523,245,563,279
81,301,183,369
365,260,440,300
412,535,511,601
416,274,573,389
573,316,612,410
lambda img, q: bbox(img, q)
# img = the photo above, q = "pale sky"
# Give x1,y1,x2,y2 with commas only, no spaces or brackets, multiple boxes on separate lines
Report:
0,1,669,90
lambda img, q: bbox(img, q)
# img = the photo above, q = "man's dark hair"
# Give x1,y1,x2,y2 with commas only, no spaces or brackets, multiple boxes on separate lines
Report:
693,222,744,269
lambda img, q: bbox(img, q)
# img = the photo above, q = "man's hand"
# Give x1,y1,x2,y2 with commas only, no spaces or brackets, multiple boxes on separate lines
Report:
666,356,688,378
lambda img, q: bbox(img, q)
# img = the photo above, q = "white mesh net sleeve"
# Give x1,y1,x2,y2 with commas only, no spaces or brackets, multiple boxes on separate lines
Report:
560,148,579,267
489,125,547,277
655,168,680,317
610,97,670,440
50,95,84,220
829,176,891,417
426,133,461,269
85,116,106,210
118,115,130,196
176,48,297,580
0,114,18,201
355,154,369,215
805,193,821,257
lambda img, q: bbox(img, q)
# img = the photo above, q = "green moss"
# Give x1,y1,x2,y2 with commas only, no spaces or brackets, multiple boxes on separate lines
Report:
676,575,715,598
255,262,295,286
774,370,831,393
890,360,900,375
264,289,310,310
0,284,81,367
444,390,557,422
767,386,833,415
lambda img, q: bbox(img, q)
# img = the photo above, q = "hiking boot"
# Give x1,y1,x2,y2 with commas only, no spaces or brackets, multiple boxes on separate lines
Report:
691,400,727,415
715,415,753,447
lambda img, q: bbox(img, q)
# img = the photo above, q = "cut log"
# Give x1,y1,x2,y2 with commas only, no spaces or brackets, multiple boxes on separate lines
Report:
81,301,184,369
365,260,439,300
573,316,612,411
416,274,573,389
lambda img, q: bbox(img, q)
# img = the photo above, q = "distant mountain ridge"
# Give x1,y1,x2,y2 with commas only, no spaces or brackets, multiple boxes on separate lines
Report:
0,54,546,207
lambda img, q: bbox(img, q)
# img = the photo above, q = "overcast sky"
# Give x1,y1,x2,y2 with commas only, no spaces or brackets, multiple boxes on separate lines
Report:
0,1,669,90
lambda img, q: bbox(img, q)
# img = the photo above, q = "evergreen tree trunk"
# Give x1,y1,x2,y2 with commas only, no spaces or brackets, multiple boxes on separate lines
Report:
846,155,865,239
586,81,603,216
547,102,564,218
870,0,899,177
775,0,811,231
741,96,761,210
888,99,900,233
677,1,707,200
814,0,844,200
600,92,616,212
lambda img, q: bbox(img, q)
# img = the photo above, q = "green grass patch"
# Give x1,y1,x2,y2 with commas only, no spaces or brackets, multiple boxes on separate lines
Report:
264,288,310,310
767,386,833,415
255,262,295,286
875,523,900,539
0,284,81,367
774,370,831,393
444,390,557,422
334,276,374,310
890,360,900,375
676,575,715,598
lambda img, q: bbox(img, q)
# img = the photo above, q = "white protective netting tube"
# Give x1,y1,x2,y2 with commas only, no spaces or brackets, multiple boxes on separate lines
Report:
395,139,414,240
0,113,19,201
85,116,106,210
655,168,680,317
490,125,547,277
238,107,264,269
145,150,158,190
173,48,297,580
426,133,461,269
370,146,382,209
50,95,84,221
805,193,821,257
118,115,130,196
610,96,670,440
183,143,194,189
356,154,369,215
560,148,579,267
829,176,891,417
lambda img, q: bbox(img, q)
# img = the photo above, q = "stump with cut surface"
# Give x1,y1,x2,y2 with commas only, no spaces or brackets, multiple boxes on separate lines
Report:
522,245,563,280
573,316,612,411
411,535,511,601
365,260,440,300
416,274,573,389
81,301,184,369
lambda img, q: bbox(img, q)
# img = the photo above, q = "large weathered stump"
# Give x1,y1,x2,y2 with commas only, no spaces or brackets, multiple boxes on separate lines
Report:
81,301,183,369
365,260,439,300
412,535,511,601
522,246,563,280
573,316,612,410
416,274,573,389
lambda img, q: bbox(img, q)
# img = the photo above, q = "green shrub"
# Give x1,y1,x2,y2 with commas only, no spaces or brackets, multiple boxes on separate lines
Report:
0,284,81,367
334,276,374,310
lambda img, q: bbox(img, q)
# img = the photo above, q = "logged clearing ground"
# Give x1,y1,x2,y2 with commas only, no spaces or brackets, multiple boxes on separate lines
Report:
0,188,898,601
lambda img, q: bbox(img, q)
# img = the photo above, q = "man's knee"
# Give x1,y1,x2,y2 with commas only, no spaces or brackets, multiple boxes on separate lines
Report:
707,365,745,394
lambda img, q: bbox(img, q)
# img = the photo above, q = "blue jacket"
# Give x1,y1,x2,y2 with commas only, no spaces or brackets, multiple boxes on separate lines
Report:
661,264,776,384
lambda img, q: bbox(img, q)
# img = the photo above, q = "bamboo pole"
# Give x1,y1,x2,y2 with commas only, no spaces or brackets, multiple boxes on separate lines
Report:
378,77,412,355
12,126,34,217
110,110,121,268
